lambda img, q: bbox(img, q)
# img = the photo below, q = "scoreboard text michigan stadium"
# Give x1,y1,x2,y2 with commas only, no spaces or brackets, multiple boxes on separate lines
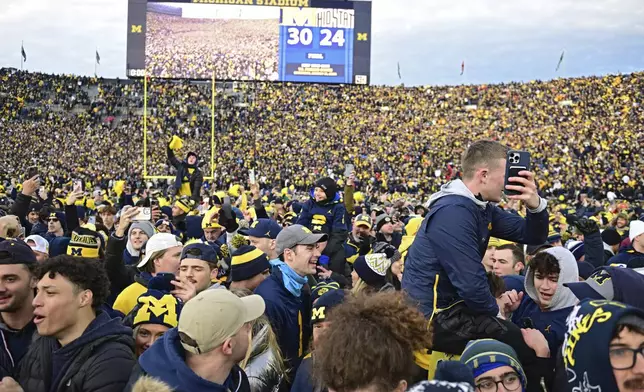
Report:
126,0,372,84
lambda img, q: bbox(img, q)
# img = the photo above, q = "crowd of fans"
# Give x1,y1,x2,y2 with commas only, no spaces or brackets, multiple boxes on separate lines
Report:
146,12,280,80
1,68,642,202
0,65,643,392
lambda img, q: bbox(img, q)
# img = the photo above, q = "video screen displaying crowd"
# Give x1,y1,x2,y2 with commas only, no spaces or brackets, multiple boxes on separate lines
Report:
145,10,280,80
0,65,643,392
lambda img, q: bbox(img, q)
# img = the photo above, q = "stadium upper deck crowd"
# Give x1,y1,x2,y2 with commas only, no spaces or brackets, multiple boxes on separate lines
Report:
0,67,642,392
1,67,642,201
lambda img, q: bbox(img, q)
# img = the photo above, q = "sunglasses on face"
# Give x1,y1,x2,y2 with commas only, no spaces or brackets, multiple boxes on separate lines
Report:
47,218,59,223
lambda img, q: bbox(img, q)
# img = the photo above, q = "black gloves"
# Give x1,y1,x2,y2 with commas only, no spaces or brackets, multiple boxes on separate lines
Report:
372,241,401,263
218,199,239,233
573,217,599,235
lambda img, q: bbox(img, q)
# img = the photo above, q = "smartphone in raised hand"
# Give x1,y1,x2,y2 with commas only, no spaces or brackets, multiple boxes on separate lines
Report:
73,180,83,193
26,166,39,181
504,150,531,196
133,207,152,221
344,164,355,178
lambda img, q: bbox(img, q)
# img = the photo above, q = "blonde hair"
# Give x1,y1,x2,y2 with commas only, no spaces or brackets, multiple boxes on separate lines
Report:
351,279,376,295
228,288,288,380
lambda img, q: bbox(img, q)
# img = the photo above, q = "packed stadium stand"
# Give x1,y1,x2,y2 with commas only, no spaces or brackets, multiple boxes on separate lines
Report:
0,67,642,200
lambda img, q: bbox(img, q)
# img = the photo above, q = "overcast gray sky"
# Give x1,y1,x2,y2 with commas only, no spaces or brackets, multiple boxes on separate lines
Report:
1,0,643,86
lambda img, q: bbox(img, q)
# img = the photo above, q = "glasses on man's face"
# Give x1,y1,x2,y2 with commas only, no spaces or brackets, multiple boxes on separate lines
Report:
610,346,644,370
476,372,521,392
47,218,59,223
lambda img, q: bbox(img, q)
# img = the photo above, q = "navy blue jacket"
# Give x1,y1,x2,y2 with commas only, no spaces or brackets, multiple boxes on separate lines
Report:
401,182,548,318
16,311,135,392
582,230,605,268
254,268,311,372
127,328,250,392
290,355,325,392
297,193,348,275
607,246,644,268
511,296,572,354
0,320,37,378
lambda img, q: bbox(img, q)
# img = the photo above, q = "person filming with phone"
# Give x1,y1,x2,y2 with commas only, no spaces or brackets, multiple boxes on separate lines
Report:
402,140,549,389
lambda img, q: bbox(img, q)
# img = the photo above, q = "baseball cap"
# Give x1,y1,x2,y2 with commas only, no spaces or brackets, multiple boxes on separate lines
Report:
239,218,282,240
564,266,644,309
275,224,328,255
0,239,37,265
25,235,49,254
137,233,183,268
180,243,219,264
179,289,265,355
354,214,372,229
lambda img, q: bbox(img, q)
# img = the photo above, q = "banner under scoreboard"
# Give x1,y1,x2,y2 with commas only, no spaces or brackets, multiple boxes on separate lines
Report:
126,0,372,84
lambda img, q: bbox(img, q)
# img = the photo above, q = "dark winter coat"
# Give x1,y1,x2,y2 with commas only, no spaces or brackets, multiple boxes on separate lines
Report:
126,328,250,392
104,233,138,305
0,319,37,378
254,268,311,373
296,193,348,275
168,147,203,203
402,180,548,318
15,311,135,392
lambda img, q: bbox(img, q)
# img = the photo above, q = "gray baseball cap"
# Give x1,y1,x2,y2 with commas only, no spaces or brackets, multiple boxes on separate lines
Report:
564,268,614,301
276,225,328,255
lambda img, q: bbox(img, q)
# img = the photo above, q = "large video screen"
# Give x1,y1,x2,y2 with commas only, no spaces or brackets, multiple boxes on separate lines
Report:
126,0,372,84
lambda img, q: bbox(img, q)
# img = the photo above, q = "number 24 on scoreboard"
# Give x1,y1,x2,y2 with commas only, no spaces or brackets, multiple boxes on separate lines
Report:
286,27,346,47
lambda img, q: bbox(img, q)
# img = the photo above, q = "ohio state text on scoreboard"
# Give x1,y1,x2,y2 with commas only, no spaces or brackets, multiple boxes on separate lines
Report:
279,6,365,84
126,0,372,84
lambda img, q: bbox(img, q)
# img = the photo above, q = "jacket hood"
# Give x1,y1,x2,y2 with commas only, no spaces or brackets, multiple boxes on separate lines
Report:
132,375,174,392
562,300,644,392
309,189,341,205
57,311,133,355
525,247,579,311
427,180,487,209
139,327,247,392
126,221,156,257
134,272,153,288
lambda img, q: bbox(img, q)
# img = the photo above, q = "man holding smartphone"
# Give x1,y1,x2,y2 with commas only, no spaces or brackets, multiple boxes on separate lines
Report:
402,140,548,389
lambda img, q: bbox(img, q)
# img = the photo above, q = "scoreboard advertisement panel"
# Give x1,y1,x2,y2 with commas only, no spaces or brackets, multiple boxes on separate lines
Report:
126,0,372,84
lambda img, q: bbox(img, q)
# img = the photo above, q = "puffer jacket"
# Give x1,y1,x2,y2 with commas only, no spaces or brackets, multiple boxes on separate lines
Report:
15,312,135,392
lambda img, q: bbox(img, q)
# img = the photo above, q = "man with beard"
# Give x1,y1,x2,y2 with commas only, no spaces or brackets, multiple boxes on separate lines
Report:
344,214,375,266
0,240,38,378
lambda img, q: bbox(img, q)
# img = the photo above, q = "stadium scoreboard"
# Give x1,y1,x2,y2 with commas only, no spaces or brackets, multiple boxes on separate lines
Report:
126,0,372,84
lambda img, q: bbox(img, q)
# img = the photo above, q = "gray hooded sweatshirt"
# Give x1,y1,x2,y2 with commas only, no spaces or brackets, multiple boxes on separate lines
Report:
524,246,579,311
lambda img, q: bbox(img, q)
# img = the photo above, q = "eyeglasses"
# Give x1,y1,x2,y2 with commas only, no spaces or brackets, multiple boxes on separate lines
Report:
610,346,644,370
47,218,59,223
476,372,521,392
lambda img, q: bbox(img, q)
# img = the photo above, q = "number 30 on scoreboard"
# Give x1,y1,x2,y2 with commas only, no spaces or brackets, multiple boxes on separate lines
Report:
286,27,346,48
